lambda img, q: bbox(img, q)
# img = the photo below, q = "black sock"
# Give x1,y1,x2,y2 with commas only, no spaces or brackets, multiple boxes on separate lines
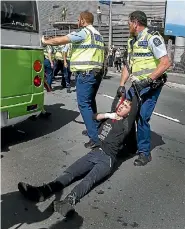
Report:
48,181,64,193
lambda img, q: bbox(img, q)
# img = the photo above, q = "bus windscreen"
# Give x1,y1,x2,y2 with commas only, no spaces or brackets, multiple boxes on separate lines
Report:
1,1,38,32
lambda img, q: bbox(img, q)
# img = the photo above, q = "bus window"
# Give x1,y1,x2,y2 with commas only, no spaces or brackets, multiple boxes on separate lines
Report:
1,1,38,32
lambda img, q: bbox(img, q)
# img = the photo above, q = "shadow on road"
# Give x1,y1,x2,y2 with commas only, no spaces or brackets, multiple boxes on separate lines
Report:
1,191,83,229
1,191,53,229
49,212,83,229
151,131,165,151
1,103,80,152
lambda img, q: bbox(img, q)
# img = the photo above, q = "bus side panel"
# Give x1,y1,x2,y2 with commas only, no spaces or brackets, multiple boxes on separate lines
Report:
1,93,44,119
1,49,33,98
1,48,44,119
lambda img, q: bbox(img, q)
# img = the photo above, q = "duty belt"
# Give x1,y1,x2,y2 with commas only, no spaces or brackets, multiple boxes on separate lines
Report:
75,69,102,76
151,73,167,89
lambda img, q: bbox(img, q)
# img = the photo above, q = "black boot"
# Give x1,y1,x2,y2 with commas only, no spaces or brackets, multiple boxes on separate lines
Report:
84,139,99,149
67,88,71,93
134,153,152,166
53,192,76,217
82,130,88,136
18,181,63,202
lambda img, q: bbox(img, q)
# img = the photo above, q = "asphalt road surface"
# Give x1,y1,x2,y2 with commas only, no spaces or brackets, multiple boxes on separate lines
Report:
1,73,185,229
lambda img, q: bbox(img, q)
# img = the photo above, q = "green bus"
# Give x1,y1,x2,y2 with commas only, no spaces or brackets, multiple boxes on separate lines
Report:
1,1,44,128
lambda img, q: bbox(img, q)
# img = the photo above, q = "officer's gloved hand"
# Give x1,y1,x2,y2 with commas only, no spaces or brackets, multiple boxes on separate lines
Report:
117,86,126,98
132,78,153,92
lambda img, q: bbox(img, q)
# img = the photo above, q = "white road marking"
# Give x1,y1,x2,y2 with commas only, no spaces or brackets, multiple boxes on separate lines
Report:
102,94,180,123
152,112,180,123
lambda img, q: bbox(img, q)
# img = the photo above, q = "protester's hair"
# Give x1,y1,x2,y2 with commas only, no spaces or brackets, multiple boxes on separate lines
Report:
124,99,132,106
80,11,94,24
129,11,147,27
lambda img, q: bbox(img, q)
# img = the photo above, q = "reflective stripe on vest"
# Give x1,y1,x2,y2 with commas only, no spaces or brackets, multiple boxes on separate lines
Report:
133,68,156,77
132,52,154,57
70,61,103,66
72,44,104,50
70,26,104,72
128,28,161,80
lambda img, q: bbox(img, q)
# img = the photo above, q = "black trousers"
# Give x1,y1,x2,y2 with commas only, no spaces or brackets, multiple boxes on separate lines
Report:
56,149,115,202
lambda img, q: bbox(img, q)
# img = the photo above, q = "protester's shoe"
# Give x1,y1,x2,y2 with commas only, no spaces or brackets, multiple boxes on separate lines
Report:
39,111,52,119
84,139,98,149
134,153,152,166
18,181,63,202
53,193,76,217
67,88,71,93
82,130,88,136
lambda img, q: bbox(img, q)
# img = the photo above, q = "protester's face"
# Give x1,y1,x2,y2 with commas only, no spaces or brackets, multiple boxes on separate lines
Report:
116,100,131,117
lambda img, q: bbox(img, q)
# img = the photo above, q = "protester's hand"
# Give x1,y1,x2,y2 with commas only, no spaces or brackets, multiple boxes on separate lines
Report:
117,86,126,98
133,78,153,92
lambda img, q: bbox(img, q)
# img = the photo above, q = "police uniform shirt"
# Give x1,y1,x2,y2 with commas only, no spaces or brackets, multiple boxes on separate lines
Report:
137,29,167,59
148,35,167,59
67,25,99,43
67,29,87,43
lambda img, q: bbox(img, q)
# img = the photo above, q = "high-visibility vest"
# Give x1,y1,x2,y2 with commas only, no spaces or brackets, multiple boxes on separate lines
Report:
44,45,55,60
128,28,163,80
55,45,65,60
70,26,104,72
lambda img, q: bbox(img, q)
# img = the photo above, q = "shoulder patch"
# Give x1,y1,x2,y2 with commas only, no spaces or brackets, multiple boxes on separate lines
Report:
153,37,162,47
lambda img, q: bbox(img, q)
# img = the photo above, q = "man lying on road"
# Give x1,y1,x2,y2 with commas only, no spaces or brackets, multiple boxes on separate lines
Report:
18,96,138,217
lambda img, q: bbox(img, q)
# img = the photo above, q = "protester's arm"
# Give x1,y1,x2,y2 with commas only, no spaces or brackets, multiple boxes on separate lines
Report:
93,113,116,121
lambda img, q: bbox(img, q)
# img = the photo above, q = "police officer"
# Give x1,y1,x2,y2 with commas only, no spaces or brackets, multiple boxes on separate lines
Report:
63,43,72,93
117,11,171,166
43,44,55,89
41,11,104,149
54,45,66,87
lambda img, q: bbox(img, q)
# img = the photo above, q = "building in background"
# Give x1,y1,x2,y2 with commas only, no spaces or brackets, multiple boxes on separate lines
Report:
38,0,184,73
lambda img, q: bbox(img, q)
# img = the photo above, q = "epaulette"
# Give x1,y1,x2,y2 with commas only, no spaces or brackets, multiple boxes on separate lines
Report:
147,28,160,36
